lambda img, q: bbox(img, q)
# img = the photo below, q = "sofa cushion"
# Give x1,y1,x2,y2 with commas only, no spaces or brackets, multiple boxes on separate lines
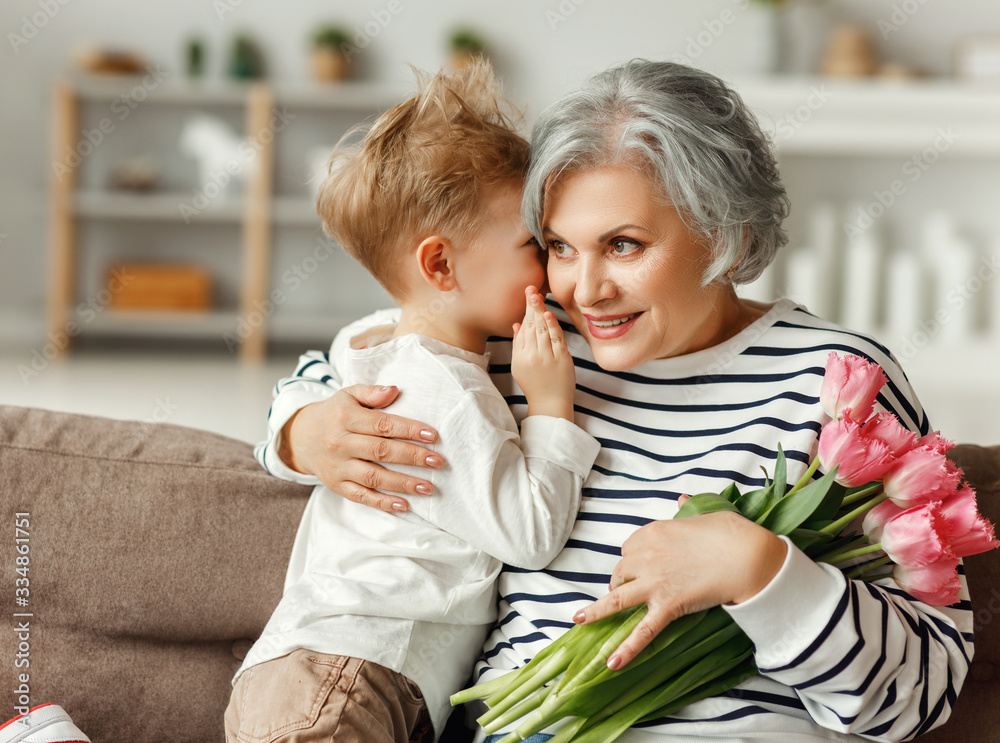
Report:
0,406,996,742
921,444,1000,742
0,405,311,741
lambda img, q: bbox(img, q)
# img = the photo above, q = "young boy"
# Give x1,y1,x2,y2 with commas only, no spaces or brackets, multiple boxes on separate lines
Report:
224,61,599,742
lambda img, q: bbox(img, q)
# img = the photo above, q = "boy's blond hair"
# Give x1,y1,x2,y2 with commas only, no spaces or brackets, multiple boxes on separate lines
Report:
316,59,529,299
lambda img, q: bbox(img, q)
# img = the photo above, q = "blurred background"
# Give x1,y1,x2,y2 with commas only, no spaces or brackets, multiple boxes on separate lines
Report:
1,0,998,444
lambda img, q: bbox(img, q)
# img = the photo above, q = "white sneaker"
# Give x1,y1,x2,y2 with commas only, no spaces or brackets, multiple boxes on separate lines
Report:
0,705,90,743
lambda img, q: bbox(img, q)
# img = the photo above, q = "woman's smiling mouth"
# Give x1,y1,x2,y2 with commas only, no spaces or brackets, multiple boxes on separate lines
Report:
583,312,642,338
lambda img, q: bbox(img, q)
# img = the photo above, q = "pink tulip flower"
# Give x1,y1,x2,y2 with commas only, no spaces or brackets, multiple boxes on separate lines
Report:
939,486,1000,558
820,352,886,422
883,446,963,508
862,499,905,542
864,413,919,457
893,558,962,606
916,431,955,455
818,416,896,487
880,503,955,566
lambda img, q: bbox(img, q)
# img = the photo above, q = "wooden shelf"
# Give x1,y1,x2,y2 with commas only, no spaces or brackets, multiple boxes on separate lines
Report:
48,77,403,362
88,309,241,338
67,73,252,105
66,72,406,110
73,190,244,223
735,75,1000,156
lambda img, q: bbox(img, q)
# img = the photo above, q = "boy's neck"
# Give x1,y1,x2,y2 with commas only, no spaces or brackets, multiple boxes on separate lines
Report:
393,305,488,355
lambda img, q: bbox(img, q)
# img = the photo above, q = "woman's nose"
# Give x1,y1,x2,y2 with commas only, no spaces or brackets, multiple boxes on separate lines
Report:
573,256,616,307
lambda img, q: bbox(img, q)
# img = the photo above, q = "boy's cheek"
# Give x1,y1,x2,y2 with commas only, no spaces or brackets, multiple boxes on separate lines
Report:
538,274,550,297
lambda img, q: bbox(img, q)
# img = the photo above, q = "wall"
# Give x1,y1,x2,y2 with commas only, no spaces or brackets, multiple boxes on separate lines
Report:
1,0,998,345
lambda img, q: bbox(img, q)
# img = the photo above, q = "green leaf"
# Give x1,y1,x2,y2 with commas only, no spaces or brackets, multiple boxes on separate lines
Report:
786,527,835,554
638,656,758,723
758,466,839,535
719,482,741,503
734,484,773,521
567,635,754,743
808,480,847,523
773,445,787,499
675,493,741,519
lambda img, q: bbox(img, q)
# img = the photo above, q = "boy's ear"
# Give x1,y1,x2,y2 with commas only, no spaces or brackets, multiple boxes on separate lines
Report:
415,235,457,291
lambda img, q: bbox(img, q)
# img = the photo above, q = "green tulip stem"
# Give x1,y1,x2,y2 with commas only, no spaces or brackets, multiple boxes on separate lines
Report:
817,542,885,565
846,554,893,580
820,491,889,535
839,482,883,507
785,455,821,498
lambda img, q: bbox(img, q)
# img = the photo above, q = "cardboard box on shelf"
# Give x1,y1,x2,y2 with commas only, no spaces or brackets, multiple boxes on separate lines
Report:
108,263,213,311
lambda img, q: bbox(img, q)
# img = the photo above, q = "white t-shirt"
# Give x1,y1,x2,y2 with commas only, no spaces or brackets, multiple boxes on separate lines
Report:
238,329,600,737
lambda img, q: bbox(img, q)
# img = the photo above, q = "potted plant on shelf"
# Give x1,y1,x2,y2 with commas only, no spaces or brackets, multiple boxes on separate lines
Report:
448,28,486,70
311,25,352,82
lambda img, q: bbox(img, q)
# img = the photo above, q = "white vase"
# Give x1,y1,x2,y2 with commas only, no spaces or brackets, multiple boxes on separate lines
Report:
778,0,834,75
741,4,780,76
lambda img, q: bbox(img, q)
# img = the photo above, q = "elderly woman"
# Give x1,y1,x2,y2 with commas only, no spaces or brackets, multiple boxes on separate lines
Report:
261,61,970,741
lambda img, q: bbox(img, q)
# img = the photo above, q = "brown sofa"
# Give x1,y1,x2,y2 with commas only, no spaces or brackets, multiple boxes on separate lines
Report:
0,404,997,742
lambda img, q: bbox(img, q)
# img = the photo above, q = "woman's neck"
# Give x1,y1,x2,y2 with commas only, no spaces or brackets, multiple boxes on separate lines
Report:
695,288,771,353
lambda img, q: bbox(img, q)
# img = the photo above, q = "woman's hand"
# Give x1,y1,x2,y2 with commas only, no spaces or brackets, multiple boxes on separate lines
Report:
511,285,576,421
279,384,445,513
573,511,788,669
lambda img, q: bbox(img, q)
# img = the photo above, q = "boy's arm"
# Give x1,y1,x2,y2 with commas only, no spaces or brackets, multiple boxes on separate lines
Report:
416,389,599,570
410,288,597,569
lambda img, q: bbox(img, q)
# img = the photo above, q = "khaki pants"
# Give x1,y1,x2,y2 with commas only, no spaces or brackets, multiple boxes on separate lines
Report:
225,649,434,743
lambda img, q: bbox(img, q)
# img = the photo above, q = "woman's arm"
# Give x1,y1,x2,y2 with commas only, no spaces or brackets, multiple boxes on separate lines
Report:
253,311,443,512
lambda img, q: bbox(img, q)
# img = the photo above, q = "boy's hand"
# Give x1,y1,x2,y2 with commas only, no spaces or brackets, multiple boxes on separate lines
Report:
511,286,576,421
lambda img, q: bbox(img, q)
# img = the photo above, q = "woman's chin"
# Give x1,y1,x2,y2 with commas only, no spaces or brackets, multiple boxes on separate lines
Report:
587,345,648,372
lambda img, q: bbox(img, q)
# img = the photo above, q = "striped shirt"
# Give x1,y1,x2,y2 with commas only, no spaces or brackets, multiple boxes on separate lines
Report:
255,298,972,743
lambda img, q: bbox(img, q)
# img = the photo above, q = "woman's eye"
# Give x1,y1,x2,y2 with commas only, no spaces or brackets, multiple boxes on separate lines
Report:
611,239,640,256
547,240,572,256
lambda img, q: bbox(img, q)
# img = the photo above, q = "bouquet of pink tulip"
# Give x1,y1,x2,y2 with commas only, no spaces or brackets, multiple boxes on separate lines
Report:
450,352,998,743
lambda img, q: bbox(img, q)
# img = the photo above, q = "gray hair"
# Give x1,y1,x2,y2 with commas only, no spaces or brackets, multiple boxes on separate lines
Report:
523,60,789,286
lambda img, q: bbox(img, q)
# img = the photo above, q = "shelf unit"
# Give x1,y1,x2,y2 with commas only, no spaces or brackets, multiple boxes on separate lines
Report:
47,75,406,362
734,76,1000,156
732,75,1000,339
732,76,1000,441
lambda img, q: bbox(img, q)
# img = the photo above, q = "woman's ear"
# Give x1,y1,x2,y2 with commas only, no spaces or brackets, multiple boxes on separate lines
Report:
415,235,457,291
